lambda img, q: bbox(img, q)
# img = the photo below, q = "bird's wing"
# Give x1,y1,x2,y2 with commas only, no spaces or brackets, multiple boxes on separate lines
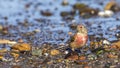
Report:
70,34,77,42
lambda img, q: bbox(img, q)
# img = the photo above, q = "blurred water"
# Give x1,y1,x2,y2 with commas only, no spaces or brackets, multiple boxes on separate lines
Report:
0,0,119,45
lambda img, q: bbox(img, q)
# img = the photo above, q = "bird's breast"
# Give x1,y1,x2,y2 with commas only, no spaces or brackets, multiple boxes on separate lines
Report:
74,33,88,45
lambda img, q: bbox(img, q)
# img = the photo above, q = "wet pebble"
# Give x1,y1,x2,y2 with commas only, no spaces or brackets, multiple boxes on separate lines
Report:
41,10,53,16
73,3,87,10
60,11,70,17
79,8,99,18
98,10,114,17
102,39,111,45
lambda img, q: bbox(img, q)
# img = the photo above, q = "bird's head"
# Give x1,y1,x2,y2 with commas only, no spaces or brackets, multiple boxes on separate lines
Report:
77,24,88,34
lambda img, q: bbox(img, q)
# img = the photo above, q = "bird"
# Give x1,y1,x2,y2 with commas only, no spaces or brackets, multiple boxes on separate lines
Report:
69,24,88,51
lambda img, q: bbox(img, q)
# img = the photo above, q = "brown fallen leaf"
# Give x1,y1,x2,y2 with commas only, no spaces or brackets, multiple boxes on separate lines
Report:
11,43,31,52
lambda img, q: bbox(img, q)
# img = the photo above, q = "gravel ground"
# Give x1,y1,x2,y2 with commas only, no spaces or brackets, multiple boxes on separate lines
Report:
0,0,120,68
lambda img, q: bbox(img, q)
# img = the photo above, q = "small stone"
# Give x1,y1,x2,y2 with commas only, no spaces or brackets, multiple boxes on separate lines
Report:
10,52,19,60
90,41,97,49
110,65,116,68
41,10,53,16
57,58,64,63
66,54,78,61
0,48,8,53
79,8,98,18
32,48,42,56
98,11,106,17
68,32,73,36
44,53,49,56
87,54,97,60
73,3,87,10
84,65,92,68
12,65,22,68
50,49,60,56
60,11,69,17
2,30,8,34
107,53,118,58
34,29,41,33
102,39,111,45
65,51,79,61
98,10,114,17
18,38,24,43
105,10,114,17
75,61,88,65
64,51,69,54
115,31,120,40
79,55,86,61
2,27,8,34
69,23,77,30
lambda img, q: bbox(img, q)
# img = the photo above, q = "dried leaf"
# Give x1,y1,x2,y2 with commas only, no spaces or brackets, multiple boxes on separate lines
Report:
11,43,31,52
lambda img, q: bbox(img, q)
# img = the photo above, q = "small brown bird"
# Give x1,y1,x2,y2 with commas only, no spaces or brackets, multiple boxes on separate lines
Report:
70,24,88,51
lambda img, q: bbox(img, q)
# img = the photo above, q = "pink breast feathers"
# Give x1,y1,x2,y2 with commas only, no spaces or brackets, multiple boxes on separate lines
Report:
74,33,88,46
